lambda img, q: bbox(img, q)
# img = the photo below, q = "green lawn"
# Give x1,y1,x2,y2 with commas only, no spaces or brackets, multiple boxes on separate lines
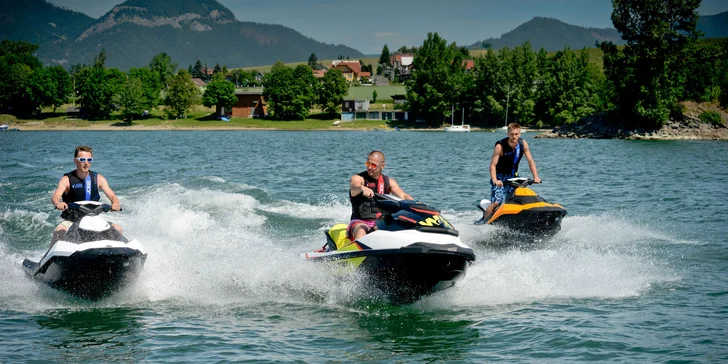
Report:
347,85,406,100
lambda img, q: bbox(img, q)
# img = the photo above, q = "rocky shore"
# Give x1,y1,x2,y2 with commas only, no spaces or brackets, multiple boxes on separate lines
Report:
535,103,728,140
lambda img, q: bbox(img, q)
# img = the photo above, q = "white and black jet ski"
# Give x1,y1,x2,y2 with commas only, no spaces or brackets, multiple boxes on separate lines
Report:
301,194,475,304
22,201,147,300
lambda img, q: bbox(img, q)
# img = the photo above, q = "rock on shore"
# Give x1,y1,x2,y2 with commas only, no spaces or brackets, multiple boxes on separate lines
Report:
535,103,728,140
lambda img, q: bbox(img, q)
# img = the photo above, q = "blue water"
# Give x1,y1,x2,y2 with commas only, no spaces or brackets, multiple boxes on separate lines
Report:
1,130,727,362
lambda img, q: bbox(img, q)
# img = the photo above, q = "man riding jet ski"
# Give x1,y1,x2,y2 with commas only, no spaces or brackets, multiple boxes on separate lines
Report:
301,194,476,304
476,178,567,239
22,201,147,300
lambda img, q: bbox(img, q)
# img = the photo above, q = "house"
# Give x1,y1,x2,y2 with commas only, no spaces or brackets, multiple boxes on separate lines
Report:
341,99,370,112
390,54,414,69
390,53,415,81
254,71,264,82
391,94,407,105
201,67,215,76
191,77,207,90
231,91,267,118
330,60,367,82
312,69,327,78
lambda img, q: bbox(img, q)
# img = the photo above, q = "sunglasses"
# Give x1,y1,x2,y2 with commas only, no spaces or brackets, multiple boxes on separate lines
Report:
75,157,93,163
365,161,380,169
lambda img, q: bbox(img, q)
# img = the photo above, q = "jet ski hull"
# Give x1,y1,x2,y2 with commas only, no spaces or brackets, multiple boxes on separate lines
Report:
490,207,565,238
480,180,567,240
304,243,475,304
23,246,147,300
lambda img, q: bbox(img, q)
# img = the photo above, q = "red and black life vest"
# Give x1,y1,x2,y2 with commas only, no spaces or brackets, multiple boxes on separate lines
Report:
350,171,390,220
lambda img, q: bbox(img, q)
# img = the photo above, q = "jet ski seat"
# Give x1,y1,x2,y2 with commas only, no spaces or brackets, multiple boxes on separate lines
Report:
325,224,352,251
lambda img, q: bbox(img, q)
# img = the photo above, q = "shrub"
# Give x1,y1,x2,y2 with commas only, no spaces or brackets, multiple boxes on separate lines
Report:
699,110,723,126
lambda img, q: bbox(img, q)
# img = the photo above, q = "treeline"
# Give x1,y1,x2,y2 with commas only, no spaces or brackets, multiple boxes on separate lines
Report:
262,61,349,120
0,42,241,120
405,0,728,128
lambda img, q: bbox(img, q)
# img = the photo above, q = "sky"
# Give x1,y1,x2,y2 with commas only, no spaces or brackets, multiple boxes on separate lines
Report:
46,0,728,55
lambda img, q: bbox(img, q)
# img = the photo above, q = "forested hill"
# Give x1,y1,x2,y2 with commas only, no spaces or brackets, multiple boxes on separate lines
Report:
470,17,625,51
0,0,364,70
471,12,728,51
0,0,96,60
698,11,728,39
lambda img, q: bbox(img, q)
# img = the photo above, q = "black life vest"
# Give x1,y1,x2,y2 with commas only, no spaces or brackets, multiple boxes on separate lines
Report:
494,137,524,176
350,172,390,220
61,170,100,220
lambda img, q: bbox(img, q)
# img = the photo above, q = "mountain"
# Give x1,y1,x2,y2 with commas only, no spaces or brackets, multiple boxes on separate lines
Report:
471,17,625,51
1,0,364,70
698,11,728,39
0,0,96,62
471,12,728,52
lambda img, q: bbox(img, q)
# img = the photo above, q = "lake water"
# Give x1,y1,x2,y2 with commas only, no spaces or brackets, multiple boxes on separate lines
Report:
1,130,727,362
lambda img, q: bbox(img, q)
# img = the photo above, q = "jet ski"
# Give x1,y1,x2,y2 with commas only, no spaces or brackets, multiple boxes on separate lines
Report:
22,201,147,300
301,194,475,304
476,177,567,239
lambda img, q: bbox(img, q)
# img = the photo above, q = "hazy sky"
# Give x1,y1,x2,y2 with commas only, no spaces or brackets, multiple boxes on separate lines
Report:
47,0,728,54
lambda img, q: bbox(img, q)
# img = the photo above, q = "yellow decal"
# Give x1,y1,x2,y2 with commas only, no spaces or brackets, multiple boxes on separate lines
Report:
418,214,452,228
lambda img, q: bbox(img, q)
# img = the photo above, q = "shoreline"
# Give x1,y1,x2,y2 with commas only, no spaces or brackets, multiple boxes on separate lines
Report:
2,120,554,133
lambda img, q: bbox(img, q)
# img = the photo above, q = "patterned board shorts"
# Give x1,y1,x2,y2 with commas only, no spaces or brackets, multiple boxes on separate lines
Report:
490,174,516,204
347,219,377,240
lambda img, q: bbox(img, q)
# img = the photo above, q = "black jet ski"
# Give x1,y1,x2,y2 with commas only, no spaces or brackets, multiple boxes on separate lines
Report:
476,177,567,239
22,201,147,300
301,194,475,304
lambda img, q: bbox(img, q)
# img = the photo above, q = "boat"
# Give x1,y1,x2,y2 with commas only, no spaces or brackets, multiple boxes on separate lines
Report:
0,124,8,131
444,106,470,132
22,201,147,300
301,194,475,304
476,177,566,239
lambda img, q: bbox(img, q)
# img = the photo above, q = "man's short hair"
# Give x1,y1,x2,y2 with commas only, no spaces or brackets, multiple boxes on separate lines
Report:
74,145,93,157
368,150,385,161
507,123,522,131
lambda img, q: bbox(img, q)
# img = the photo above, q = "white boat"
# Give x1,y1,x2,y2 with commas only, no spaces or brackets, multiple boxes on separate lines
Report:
444,106,470,132
444,125,471,132
0,124,8,131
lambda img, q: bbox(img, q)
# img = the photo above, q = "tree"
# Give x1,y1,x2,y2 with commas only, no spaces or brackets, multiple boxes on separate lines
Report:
29,66,73,113
0,40,44,115
600,0,701,128
148,52,177,87
213,63,222,75
372,90,378,103
202,72,237,116
378,44,391,76
128,67,162,110
263,61,315,120
75,51,126,119
191,60,204,79
114,77,145,122
317,69,348,115
164,70,200,119
379,45,391,67
405,32,461,127
308,53,318,70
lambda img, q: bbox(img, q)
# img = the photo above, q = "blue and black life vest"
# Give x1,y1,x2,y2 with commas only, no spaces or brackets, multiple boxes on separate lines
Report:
350,171,390,220
494,137,524,176
61,170,100,220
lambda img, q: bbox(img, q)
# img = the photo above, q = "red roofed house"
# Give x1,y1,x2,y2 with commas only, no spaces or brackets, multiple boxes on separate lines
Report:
312,69,327,78
330,60,367,82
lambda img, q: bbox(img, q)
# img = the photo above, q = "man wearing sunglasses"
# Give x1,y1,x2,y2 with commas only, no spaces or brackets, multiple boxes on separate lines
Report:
348,150,413,240
49,145,122,245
